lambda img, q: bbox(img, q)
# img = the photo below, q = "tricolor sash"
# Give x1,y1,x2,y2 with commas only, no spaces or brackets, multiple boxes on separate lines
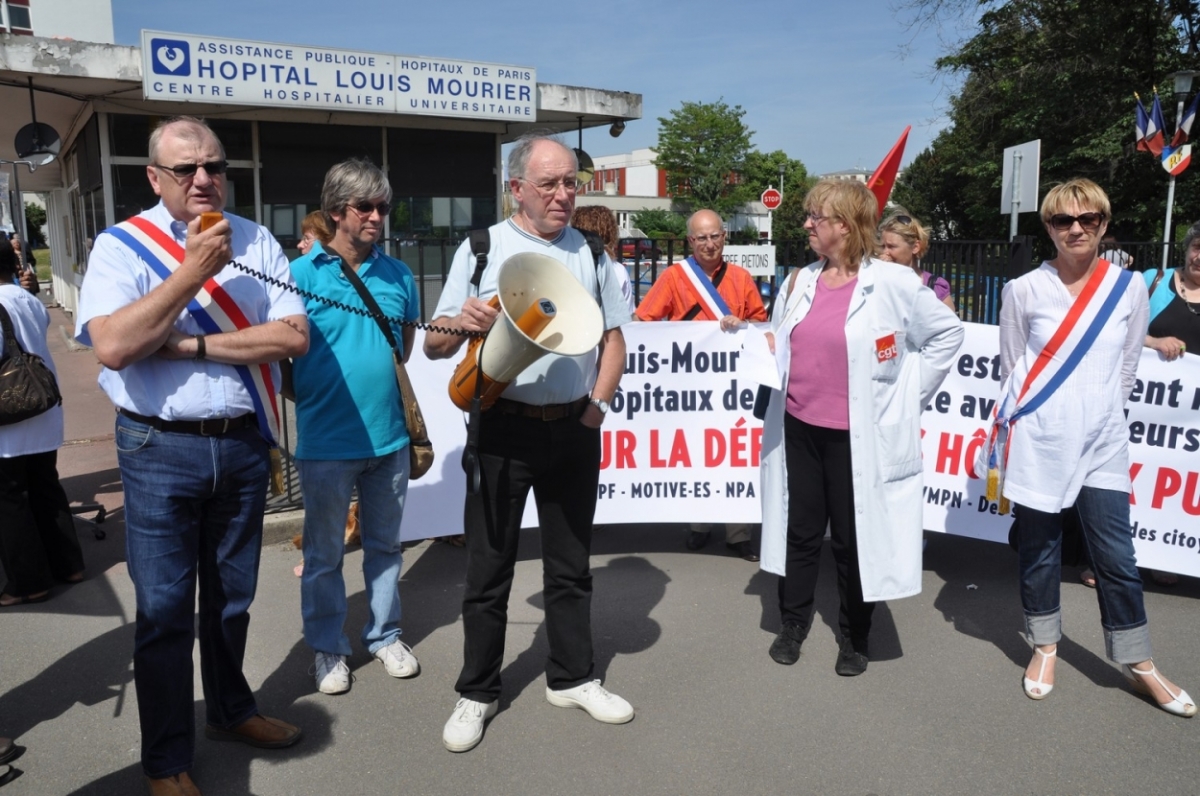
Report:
681,257,732,319
980,261,1133,509
104,216,285,492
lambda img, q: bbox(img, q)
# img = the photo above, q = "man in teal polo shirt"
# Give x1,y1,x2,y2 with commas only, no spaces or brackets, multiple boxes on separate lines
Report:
290,158,420,695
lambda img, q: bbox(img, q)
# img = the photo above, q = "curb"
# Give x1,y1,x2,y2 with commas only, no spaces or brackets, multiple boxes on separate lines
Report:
263,508,305,547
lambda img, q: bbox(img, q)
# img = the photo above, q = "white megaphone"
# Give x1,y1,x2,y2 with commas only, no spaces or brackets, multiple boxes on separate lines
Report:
448,252,603,411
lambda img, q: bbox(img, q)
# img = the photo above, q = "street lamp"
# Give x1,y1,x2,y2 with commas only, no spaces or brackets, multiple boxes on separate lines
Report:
1161,70,1200,267
779,163,786,197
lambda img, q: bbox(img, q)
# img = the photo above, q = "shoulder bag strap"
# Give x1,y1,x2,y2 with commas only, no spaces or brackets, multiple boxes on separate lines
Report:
339,261,400,355
1148,266,1166,297
0,303,21,356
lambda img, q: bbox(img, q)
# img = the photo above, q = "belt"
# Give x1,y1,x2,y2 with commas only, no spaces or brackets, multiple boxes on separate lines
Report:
118,408,257,436
491,396,589,422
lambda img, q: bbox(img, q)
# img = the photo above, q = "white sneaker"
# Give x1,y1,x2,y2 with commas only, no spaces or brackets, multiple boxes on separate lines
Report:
546,680,634,724
442,698,498,752
374,638,420,678
313,651,350,695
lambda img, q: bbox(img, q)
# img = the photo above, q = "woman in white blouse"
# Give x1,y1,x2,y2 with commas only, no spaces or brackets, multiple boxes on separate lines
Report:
999,178,1193,716
0,237,84,607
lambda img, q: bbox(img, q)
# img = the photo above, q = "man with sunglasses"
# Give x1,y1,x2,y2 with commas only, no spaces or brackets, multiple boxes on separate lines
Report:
288,159,422,697
425,133,631,753
635,209,768,561
75,116,308,796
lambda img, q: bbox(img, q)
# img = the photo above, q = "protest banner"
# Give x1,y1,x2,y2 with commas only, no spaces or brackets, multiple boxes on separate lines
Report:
404,322,1200,578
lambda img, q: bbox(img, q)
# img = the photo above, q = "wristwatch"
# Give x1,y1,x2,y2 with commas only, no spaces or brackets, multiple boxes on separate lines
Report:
590,397,609,415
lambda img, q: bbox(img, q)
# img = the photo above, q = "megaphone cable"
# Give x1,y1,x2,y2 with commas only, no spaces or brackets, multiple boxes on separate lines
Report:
226,259,482,339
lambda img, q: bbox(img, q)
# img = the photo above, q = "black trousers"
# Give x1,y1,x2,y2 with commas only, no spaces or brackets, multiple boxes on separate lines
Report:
455,408,600,703
0,449,83,596
778,414,874,652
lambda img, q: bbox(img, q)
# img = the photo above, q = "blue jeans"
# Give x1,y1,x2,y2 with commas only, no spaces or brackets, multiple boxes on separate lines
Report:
1018,486,1152,663
116,414,268,779
297,449,409,657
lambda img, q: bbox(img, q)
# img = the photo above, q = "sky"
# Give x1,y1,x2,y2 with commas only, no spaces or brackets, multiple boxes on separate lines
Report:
112,0,978,177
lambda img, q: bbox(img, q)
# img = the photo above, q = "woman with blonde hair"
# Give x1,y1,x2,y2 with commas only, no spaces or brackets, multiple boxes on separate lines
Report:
994,177,1194,715
758,179,963,674
879,212,955,311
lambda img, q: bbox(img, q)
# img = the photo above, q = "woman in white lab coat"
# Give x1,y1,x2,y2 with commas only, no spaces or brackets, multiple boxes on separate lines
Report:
759,179,962,674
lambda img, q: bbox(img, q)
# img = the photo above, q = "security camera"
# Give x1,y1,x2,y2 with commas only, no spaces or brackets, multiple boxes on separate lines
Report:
609,120,626,138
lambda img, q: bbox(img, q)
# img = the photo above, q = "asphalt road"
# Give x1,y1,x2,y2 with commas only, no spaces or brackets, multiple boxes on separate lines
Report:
2,305,1197,795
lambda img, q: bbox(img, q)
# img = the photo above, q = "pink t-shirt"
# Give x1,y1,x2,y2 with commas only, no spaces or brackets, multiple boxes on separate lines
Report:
786,275,857,430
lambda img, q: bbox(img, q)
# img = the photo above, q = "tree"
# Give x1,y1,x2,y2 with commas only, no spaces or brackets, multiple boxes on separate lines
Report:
741,150,814,200
773,189,811,242
655,99,755,216
892,0,1200,241
631,207,687,238
24,202,46,247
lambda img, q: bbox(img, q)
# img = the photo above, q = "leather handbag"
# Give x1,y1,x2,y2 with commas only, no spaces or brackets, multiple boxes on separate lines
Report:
0,303,62,426
338,262,435,480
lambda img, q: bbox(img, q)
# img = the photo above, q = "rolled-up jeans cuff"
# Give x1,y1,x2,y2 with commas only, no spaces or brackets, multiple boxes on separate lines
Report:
1024,610,1061,646
1104,623,1152,665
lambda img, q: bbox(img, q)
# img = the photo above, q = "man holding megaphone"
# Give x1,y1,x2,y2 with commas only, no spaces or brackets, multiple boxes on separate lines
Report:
424,133,631,753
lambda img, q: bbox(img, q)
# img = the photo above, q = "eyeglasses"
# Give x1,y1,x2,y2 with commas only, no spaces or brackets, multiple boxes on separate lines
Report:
520,177,580,196
806,212,831,224
1048,212,1106,231
152,160,228,179
887,215,913,226
348,201,391,217
689,232,726,244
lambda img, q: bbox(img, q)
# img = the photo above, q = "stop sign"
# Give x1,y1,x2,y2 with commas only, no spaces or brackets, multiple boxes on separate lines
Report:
761,188,782,210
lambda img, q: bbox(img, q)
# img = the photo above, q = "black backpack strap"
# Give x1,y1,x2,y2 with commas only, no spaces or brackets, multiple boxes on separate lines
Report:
468,229,491,292
581,231,605,269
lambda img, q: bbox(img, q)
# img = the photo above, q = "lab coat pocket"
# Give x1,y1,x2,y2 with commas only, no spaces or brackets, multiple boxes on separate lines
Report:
871,330,906,382
875,414,922,482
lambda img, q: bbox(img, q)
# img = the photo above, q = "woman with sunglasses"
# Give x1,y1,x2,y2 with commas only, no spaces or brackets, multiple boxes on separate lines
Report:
758,179,962,674
997,178,1194,716
879,213,955,311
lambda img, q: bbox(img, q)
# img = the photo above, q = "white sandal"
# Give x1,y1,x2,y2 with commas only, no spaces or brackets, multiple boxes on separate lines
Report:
1023,646,1056,700
1122,663,1197,718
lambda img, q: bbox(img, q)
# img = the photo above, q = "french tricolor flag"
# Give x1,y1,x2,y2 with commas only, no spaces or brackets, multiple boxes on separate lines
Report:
1146,93,1167,156
1172,93,1200,147
1136,94,1151,151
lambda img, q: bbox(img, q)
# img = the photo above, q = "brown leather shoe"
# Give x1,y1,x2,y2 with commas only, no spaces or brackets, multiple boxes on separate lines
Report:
0,737,16,765
204,714,302,749
145,771,201,796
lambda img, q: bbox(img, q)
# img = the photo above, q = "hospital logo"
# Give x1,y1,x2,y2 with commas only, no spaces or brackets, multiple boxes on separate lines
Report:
150,39,191,76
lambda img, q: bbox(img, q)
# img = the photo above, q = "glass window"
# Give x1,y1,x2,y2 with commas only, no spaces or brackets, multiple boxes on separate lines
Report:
259,122,382,251
110,165,255,224
7,4,31,31
109,114,252,161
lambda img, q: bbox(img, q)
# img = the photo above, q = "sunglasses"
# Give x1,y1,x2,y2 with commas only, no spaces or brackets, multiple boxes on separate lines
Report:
349,201,391,216
153,160,228,178
1048,212,1106,231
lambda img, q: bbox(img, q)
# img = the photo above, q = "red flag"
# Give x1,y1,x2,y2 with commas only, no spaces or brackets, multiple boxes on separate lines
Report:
866,126,911,216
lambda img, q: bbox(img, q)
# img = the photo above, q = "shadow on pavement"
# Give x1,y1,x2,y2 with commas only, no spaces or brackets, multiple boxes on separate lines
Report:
66,635,333,796
743,542,903,661
924,531,1119,687
495,553,669,709
0,623,136,741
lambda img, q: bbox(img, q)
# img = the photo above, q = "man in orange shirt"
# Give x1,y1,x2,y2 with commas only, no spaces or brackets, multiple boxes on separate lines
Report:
635,209,767,560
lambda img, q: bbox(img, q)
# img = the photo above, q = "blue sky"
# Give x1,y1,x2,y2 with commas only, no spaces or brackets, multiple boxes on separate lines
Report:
113,0,976,177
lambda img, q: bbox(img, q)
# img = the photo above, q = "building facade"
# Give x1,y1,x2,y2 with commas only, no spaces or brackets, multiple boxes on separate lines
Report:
0,19,640,314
